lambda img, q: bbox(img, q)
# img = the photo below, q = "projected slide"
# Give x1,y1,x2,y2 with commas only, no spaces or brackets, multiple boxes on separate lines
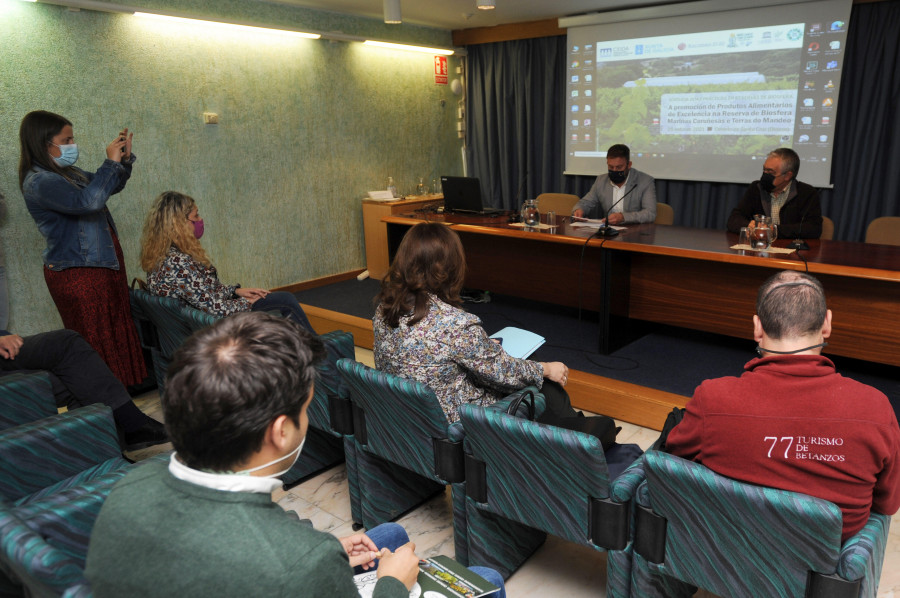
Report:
565,0,851,186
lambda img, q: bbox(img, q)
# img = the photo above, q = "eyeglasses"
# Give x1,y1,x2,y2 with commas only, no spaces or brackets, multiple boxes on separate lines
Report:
763,168,788,177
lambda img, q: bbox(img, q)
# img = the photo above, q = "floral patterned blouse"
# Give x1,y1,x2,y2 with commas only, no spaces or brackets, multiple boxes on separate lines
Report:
146,246,250,317
373,295,544,423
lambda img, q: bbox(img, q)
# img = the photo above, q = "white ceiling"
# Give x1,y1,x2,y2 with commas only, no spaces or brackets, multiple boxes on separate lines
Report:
268,0,692,30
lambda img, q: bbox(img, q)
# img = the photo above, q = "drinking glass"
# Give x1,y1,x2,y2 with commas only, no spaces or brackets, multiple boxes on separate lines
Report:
415,177,426,196
546,210,557,228
739,227,751,247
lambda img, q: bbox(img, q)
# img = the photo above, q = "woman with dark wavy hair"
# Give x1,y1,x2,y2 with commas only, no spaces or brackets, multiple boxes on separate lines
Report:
19,110,146,387
373,222,572,423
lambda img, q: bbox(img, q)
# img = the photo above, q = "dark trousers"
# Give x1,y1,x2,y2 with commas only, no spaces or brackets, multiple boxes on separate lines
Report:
0,329,131,410
251,291,314,333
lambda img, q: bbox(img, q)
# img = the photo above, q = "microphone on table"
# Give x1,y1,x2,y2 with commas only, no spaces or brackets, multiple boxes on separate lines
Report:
596,184,636,238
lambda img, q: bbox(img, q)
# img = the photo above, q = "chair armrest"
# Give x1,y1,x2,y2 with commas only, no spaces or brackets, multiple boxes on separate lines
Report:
609,455,647,503
837,512,891,596
0,405,121,501
308,331,355,434
180,303,220,332
0,372,56,431
0,505,87,595
62,582,92,598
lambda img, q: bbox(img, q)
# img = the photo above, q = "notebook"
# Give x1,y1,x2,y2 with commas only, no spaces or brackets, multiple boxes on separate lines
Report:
440,176,503,215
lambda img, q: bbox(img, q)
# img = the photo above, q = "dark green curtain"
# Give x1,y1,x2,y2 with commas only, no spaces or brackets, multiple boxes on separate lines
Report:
465,0,900,240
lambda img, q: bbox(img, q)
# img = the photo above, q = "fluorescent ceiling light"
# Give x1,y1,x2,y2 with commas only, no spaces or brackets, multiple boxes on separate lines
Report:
363,40,454,55
476,0,495,10
132,12,321,39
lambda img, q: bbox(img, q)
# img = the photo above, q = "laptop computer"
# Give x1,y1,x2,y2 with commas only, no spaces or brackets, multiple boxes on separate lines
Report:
440,176,503,215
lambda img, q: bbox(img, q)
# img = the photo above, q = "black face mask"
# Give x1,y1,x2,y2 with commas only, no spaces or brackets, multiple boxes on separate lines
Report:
759,172,777,193
608,169,628,185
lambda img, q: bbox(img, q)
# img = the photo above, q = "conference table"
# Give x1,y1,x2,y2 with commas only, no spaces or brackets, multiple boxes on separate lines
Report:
383,212,900,368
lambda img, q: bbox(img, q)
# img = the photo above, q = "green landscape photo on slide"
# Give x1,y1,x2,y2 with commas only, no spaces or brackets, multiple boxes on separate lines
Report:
591,48,800,156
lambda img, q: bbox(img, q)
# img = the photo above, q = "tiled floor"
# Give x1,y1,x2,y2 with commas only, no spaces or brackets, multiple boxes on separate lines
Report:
131,347,900,597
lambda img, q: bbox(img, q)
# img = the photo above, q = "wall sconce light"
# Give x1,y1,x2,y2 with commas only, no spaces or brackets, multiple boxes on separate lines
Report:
476,0,495,10
133,12,321,38
364,40,454,55
383,0,401,24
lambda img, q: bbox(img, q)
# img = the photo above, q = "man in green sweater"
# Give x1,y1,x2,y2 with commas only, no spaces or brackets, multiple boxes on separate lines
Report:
85,312,419,597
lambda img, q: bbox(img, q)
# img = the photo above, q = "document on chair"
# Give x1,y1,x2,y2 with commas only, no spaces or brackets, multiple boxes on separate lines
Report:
355,555,498,598
491,326,545,359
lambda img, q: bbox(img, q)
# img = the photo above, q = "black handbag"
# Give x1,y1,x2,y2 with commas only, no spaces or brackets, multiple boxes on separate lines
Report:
506,390,620,451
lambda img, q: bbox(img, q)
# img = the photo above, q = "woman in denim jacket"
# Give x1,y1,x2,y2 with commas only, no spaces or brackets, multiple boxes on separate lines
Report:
18,110,146,387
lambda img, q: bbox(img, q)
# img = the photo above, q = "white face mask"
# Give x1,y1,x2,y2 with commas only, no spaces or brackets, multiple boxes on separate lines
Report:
51,142,79,167
235,436,305,478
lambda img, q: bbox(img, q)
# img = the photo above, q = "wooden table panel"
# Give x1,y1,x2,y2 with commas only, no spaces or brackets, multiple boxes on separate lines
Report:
457,230,605,310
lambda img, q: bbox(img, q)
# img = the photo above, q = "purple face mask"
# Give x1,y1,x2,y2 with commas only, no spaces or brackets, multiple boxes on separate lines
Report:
192,219,204,239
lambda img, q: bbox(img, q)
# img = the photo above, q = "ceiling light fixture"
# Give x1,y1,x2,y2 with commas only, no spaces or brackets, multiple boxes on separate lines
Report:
363,40,454,55
133,12,320,38
476,0,495,10
383,0,401,24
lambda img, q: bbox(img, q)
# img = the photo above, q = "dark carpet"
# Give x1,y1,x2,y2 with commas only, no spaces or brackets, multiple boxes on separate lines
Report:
295,278,900,415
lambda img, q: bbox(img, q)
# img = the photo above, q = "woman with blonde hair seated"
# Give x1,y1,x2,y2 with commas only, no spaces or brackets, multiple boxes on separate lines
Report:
373,222,574,424
140,191,312,331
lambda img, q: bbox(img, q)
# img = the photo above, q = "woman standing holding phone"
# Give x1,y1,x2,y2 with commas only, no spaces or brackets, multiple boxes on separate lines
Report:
18,110,146,387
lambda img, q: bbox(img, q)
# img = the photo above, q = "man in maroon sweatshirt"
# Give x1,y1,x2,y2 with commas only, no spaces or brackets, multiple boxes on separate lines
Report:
666,270,900,542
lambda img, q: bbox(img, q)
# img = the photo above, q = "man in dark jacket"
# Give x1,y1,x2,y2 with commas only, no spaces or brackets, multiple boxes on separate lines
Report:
727,147,822,239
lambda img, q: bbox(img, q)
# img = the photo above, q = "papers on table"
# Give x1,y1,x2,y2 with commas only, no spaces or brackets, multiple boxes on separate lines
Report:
570,217,625,231
491,326,545,359
366,190,396,201
730,244,797,254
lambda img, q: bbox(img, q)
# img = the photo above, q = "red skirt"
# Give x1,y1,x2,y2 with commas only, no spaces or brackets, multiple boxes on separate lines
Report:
43,234,147,387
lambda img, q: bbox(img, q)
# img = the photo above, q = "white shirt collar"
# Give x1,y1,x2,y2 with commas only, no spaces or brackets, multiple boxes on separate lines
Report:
168,453,282,494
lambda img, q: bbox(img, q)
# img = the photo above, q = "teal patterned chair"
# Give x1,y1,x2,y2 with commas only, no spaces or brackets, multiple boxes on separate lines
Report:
280,330,354,487
628,451,891,598
130,288,350,486
336,359,459,534
457,399,640,594
129,288,218,390
0,404,155,597
336,359,538,566
0,372,56,432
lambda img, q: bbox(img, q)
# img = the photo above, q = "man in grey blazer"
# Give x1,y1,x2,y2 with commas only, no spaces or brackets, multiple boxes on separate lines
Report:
572,144,657,224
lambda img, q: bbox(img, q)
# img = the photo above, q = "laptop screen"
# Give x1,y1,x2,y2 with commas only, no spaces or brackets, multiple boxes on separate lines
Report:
440,176,484,213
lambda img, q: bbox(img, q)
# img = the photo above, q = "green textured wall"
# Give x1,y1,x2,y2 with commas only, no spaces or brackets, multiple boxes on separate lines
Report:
0,0,462,334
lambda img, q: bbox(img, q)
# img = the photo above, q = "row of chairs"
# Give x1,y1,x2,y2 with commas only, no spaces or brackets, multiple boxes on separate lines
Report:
535,192,900,244
0,293,358,596
0,372,165,597
817,216,899,244
331,361,890,597
4,286,890,596
1,355,890,597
